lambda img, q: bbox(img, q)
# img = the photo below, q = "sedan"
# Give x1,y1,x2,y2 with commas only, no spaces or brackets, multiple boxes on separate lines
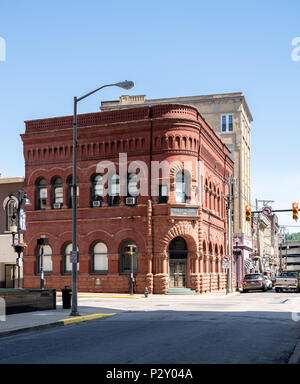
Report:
242,273,267,293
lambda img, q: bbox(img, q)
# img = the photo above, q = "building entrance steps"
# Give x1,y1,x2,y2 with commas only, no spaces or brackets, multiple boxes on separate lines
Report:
166,288,197,295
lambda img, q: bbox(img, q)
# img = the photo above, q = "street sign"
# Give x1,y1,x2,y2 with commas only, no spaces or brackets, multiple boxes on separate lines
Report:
262,206,272,217
223,255,230,263
222,262,230,269
70,251,79,263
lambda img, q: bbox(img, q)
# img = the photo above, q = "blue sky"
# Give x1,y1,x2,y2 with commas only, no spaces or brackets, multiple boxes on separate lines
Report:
0,0,299,232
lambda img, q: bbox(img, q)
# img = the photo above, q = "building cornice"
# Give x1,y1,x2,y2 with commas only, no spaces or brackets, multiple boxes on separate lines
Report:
0,177,24,184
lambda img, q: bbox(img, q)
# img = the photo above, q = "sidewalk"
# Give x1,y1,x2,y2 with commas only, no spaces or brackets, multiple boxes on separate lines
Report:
0,291,239,338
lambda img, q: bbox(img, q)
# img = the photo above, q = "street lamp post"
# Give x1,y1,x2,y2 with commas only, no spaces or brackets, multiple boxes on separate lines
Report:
10,191,31,289
70,81,134,316
37,236,49,289
225,176,235,294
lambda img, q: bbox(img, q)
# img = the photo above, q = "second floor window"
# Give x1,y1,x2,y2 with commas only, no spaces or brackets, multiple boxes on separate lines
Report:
37,178,47,210
175,171,189,204
109,173,120,206
221,114,234,132
159,185,168,204
68,177,79,208
52,177,63,207
127,173,138,197
92,175,104,203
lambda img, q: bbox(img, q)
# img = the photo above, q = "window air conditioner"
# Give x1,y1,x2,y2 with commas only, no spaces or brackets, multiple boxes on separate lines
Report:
126,197,136,205
53,203,61,209
93,201,102,207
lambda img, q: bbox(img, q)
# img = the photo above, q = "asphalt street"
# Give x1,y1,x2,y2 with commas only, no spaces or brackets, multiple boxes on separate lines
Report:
1,290,300,364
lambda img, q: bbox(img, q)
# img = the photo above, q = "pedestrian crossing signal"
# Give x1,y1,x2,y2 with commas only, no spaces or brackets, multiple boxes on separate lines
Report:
292,202,298,221
124,245,137,255
245,205,251,222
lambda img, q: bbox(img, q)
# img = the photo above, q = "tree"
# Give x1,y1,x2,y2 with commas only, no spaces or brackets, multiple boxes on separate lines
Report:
286,232,300,241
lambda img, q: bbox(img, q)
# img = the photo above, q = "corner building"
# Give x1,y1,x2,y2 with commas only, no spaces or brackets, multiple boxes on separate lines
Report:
22,104,234,294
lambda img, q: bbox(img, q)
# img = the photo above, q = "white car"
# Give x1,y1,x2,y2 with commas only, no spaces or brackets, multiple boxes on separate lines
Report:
264,276,273,290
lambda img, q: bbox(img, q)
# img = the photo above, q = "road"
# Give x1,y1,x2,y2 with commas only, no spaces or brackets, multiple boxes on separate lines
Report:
1,290,300,364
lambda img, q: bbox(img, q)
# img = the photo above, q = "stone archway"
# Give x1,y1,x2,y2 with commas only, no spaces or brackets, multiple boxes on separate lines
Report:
153,222,199,294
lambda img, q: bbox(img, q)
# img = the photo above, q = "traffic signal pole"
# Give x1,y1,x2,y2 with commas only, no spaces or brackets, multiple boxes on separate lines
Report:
225,177,234,294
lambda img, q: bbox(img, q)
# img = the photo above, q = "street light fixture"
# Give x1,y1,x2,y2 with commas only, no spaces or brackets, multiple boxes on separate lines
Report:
70,80,134,316
10,191,31,289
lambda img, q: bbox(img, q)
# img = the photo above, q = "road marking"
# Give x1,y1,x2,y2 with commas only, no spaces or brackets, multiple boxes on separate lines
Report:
59,313,116,325
281,299,289,304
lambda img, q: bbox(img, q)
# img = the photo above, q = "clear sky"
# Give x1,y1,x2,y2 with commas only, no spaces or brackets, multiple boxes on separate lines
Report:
0,0,299,232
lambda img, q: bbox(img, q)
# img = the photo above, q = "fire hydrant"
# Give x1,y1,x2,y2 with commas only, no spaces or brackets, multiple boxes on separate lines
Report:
144,287,149,298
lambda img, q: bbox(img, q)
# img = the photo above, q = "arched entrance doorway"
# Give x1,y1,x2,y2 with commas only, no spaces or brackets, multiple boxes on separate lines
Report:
169,237,188,288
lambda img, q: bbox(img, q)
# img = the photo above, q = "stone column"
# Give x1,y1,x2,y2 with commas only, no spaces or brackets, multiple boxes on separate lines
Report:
189,252,200,292
153,253,169,294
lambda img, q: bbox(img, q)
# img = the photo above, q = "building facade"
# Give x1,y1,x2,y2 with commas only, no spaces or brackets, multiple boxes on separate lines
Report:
22,104,234,294
280,241,300,273
101,93,253,285
252,213,280,276
0,177,25,287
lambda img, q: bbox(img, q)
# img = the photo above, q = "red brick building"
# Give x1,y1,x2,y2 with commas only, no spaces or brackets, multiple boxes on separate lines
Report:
21,104,234,294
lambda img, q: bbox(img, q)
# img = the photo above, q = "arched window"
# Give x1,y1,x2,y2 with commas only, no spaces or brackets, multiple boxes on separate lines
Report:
121,241,138,273
63,242,79,273
52,177,63,208
169,237,188,259
36,178,47,210
5,199,16,232
92,242,108,273
37,245,53,274
92,175,104,205
205,179,208,208
67,176,79,208
109,173,120,206
175,171,190,203
213,185,216,211
127,173,138,197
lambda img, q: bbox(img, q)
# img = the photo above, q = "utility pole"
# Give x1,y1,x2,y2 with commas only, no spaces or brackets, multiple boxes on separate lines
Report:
279,242,282,273
225,176,235,294
255,199,261,273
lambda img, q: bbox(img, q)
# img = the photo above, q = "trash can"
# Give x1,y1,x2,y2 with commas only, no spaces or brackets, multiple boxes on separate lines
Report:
61,286,72,309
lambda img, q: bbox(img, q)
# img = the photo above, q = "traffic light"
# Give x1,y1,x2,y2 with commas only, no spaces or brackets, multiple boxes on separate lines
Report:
292,202,298,221
124,244,137,254
245,204,251,222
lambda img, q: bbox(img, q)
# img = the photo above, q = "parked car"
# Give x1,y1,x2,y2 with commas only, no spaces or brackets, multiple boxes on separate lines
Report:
242,273,267,293
264,276,273,290
275,271,300,292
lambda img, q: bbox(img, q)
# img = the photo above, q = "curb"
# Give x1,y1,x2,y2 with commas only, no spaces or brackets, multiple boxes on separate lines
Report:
0,312,116,339
60,313,116,325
